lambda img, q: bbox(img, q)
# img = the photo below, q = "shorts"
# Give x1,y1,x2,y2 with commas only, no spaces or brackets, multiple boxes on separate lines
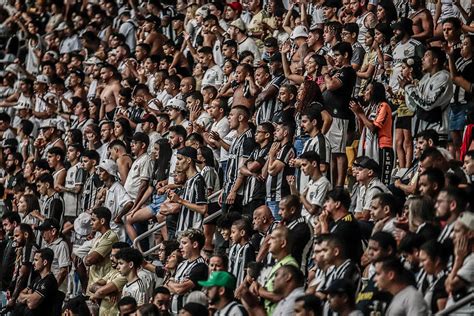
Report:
204,202,221,225
449,104,467,131
148,194,167,216
395,116,412,130
327,117,349,154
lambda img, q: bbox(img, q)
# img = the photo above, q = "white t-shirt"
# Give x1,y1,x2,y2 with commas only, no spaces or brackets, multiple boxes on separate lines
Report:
386,285,429,316
210,117,230,161
63,163,86,217
237,37,261,63
202,64,224,89
105,181,133,241
302,176,331,220
220,129,237,162
124,153,153,200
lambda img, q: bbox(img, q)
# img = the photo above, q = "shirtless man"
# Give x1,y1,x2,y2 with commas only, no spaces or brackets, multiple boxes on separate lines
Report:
230,64,256,110
108,139,132,185
137,16,166,56
99,63,121,121
409,0,433,42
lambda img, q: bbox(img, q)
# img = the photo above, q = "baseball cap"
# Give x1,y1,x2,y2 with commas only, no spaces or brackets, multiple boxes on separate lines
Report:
457,211,474,231
353,156,380,173
322,279,356,297
36,74,49,84
74,212,92,236
56,21,68,31
96,159,119,178
291,25,309,40
4,64,21,76
171,13,185,22
141,113,158,125
195,6,209,18
166,98,187,112
177,146,199,162
227,2,243,13
198,271,237,290
37,218,60,231
1,138,18,149
84,56,102,65
230,19,246,32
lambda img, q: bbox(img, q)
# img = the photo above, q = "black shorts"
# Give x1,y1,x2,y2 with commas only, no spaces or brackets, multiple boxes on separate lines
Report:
204,202,221,225
395,116,412,130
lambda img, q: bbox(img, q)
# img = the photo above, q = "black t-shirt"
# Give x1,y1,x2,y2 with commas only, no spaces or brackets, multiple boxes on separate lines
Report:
287,218,312,267
330,213,363,263
356,274,393,315
29,273,58,316
322,66,357,120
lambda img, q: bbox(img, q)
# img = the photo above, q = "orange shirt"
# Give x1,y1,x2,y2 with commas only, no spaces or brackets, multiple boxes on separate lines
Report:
373,102,393,148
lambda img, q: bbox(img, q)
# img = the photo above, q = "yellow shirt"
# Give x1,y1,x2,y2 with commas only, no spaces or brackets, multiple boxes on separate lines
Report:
263,255,298,315
87,230,119,295
99,268,128,316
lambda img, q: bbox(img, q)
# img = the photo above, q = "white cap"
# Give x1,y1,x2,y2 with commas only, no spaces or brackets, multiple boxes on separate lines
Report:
36,74,49,84
230,18,246,32
166,98,187,112
290,25,309,40
74,212,92,236
457,212,474,231
56,22,68,31
96,159,119,178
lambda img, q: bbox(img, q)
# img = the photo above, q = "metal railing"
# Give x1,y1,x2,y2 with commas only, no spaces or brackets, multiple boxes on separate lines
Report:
435,293,474,315
133,190,224,255
133,222,166,256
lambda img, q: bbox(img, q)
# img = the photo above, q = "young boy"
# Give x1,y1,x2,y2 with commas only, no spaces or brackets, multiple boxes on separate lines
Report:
228,218,256,287
116,247,148,307
60,143,86,226
46,146,67,191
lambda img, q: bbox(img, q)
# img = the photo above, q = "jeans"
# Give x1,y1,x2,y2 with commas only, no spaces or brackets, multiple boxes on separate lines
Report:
266,200,281,221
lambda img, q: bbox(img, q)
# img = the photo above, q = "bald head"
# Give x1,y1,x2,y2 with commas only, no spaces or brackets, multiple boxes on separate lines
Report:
253,205,274,232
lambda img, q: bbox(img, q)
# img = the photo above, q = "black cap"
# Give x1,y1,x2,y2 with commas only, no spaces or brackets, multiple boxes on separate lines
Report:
37,218,60,231
391,18,414,36
171,13,185,21
353,156,380,174
2,138,18,148
269,52,282,63
177,146,198,162
322,279,356,297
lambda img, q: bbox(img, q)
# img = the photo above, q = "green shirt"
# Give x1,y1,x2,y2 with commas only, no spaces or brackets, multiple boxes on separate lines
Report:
264,255,299,315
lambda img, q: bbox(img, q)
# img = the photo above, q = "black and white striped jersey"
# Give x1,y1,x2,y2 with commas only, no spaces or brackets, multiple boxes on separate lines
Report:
224,129,255,195
176,172,207,232
266,142,296,202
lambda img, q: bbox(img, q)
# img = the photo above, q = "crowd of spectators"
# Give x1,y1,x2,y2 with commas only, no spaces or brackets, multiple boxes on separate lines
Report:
0,0,473,315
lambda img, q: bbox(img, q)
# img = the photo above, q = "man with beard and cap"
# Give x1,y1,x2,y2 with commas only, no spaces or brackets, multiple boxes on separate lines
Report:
199,271,247,316
389,18,425,95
